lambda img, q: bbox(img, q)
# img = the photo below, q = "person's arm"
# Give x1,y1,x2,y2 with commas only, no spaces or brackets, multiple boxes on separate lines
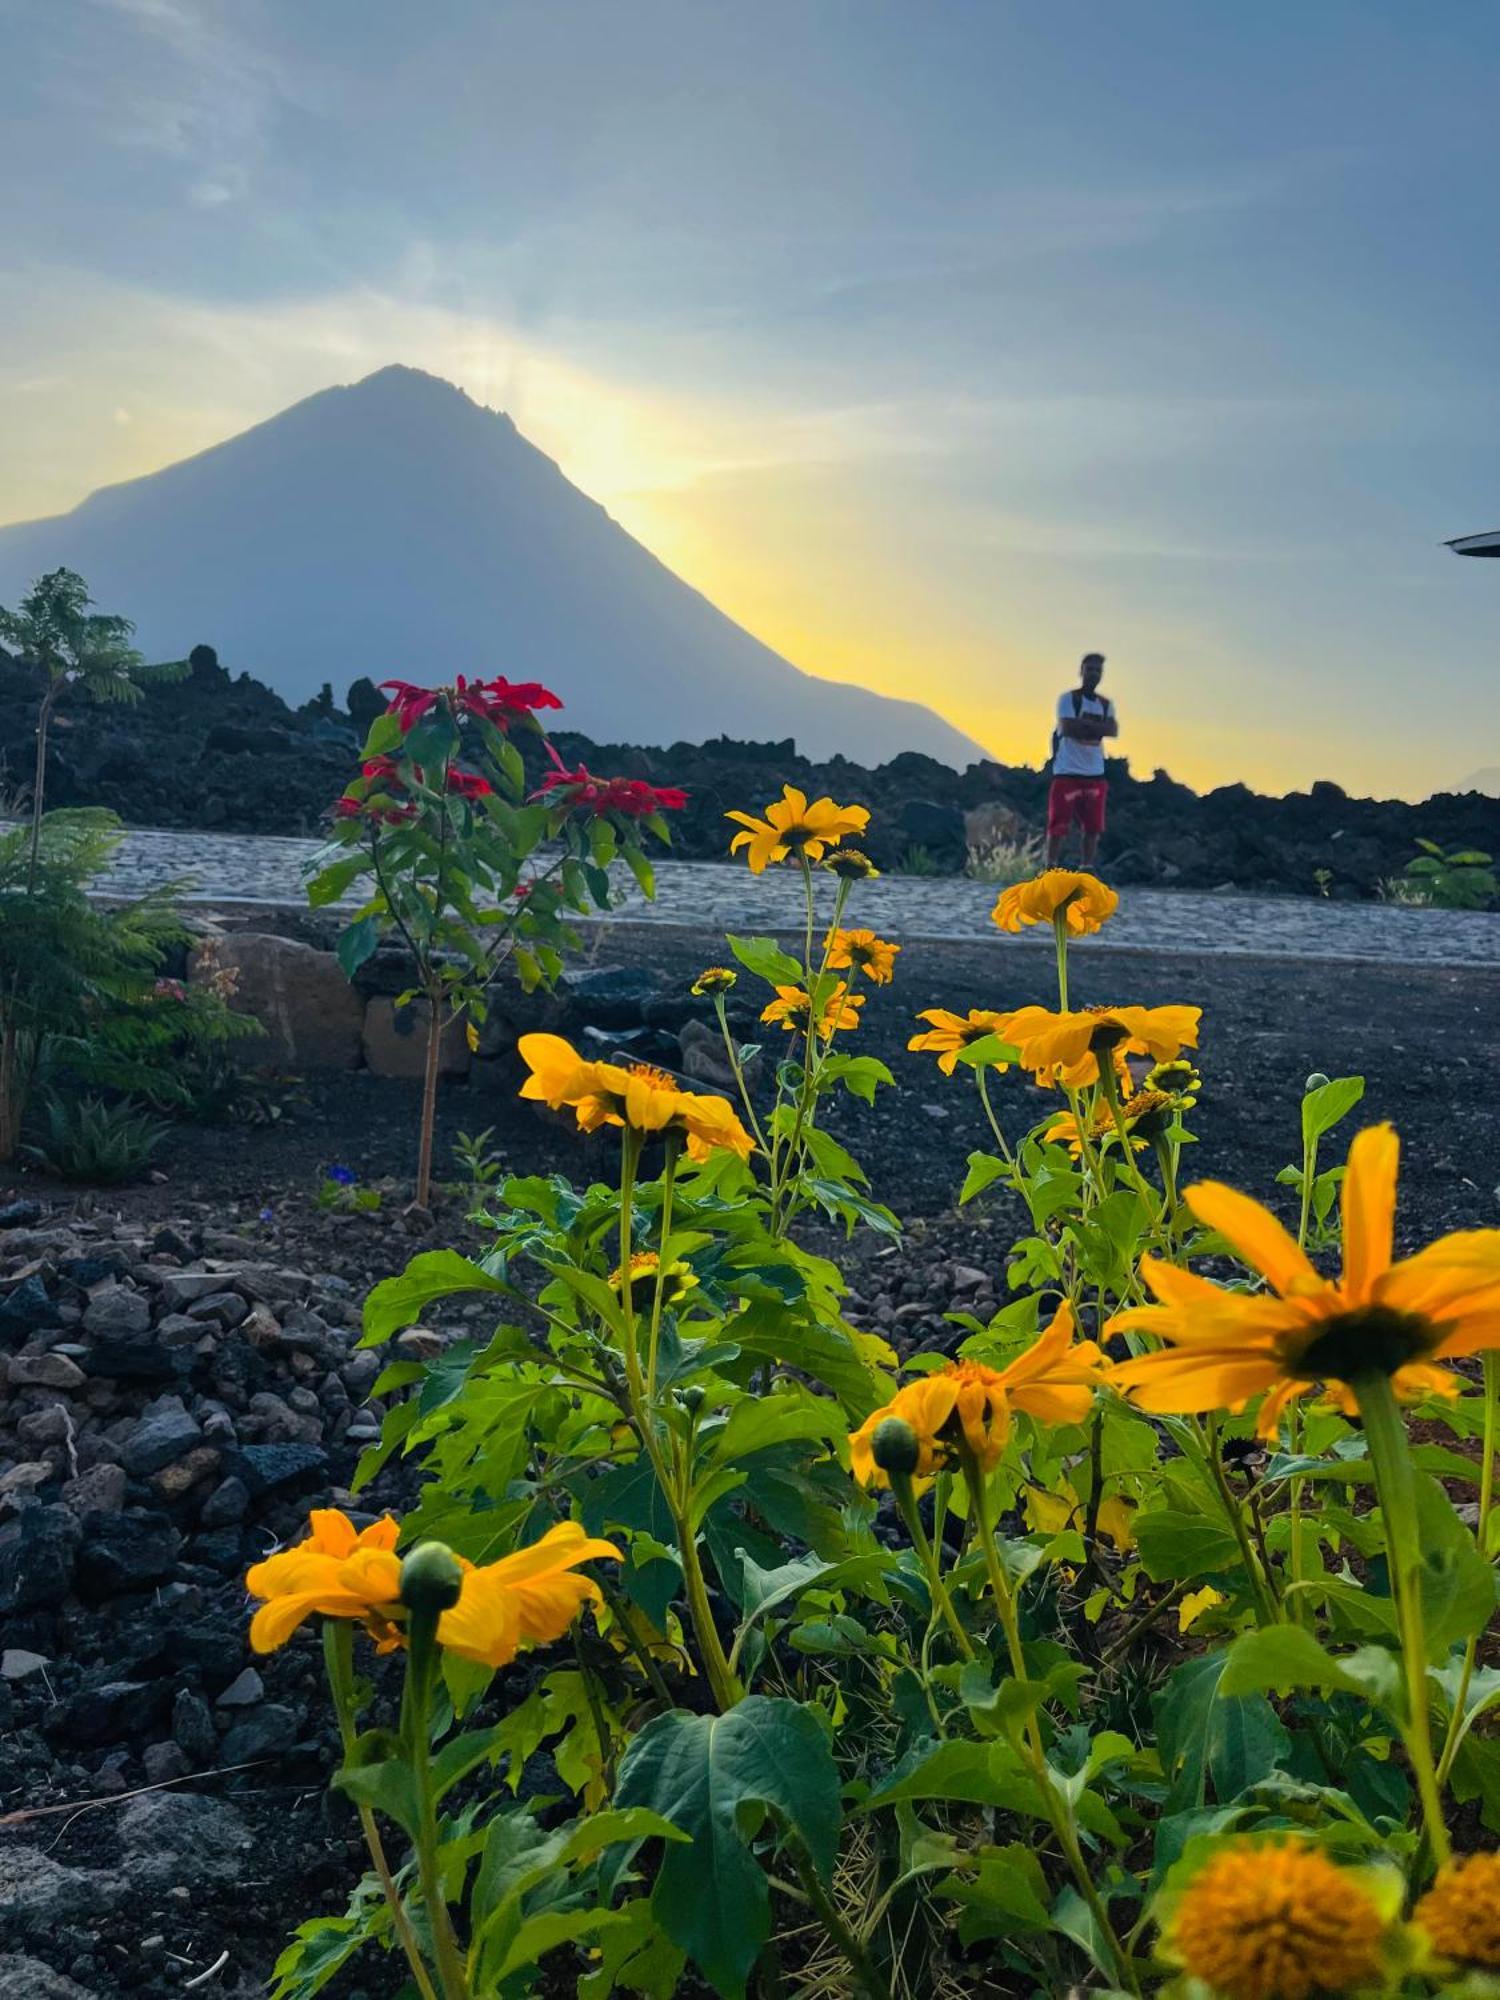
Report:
1099,700,1119,740
1058,697,1097,741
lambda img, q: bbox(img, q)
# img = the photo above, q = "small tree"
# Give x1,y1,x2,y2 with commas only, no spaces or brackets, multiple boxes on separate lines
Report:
309,678,685,1207
0,569,187,888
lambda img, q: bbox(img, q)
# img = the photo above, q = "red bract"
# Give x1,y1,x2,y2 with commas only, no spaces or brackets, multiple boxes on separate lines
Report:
380,680,441,730
447,768,493,800
534,761,687,819
457,675,563,727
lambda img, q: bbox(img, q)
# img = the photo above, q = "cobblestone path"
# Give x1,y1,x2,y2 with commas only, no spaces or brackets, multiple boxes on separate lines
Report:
71,825,1500,968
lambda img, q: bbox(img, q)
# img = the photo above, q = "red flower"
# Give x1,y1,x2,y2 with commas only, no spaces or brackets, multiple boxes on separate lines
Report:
533,755,686,819
447,768,493,800
379,680,441,731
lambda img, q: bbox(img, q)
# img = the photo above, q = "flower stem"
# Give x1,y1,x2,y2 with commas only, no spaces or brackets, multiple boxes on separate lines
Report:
788,1839,894,2000
645,1144,679,1399
963,1450,1140,1996
974,1069,1015,1172
323,1624,440,2000
1197,1416,1280,1628
1353,1368,1452,1869
890,1472,974,1660
1437,1347,1499,1785
1051,912,1070,1012
400,1612,472,2000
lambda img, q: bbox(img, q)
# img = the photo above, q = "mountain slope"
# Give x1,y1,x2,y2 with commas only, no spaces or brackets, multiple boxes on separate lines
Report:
0,365,987,767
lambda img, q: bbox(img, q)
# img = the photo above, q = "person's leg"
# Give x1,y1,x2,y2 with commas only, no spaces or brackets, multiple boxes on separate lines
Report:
1079,782,1106,865
1045,780,1073,866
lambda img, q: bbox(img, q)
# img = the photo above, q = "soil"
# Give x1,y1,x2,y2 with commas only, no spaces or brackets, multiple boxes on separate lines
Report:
3,921,1497,1998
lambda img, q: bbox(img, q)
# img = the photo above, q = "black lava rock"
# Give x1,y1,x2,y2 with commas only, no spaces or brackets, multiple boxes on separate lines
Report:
0,1274,63,1337
74,1510,182,1601
120,1406,204,1476
0,1505,81,1613
0,1199,42,1229
235,1441,330,1496
50,1677,171,1747
221,1702,301,1763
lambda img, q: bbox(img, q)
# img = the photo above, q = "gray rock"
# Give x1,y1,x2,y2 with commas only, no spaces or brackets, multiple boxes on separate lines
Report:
0,1847,98,1927
170,1687,217,1763
198,1475,249,1527
220,1702,299,1763
0,1275,63,1334
0,1647,49,1680
120,1404,203,1476
185,1290,248,1328
0,1504,80,1613
116,1790,255,1886
16,1405,70,1448
6,1352,85,1390
0,1953,98,1998
141,1739,191,1785
215,1666,263,1707
949,1264,989,1293
235,1441,329,1496
156,1270,227,1311
60,1464,128,1517
80,1286,151,1339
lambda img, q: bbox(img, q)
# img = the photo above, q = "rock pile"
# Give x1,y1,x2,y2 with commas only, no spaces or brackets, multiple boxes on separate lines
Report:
0,1197,426,1791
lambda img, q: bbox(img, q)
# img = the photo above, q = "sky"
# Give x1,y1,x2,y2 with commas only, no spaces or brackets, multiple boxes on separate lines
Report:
2,1,1498,799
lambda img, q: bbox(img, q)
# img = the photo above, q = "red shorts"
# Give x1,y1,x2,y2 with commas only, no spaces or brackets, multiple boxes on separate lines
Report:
1047,777,1107,840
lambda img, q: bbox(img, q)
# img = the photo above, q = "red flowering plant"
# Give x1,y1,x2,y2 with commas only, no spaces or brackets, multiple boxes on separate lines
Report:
308,676,681,1205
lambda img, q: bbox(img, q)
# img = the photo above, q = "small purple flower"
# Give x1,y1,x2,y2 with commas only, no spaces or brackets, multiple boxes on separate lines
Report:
326,1165,358,1187
259,1206,274,1224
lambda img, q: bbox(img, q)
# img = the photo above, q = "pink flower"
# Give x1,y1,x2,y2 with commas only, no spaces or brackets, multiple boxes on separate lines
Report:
533,753,686,819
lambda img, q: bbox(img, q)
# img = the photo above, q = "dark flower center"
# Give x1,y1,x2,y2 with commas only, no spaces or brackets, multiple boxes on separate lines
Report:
1295,1304,1436,1382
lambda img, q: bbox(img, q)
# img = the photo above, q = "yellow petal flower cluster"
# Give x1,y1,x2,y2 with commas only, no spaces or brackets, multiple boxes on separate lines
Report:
1414,1851,1500,1969
1108,1124,1500,1436
726,785,869,873
246,1512,620,1670
1000,1002,1200,1087
609,1248,699,1307
848,1304,1103,1487
436,1522,623,1670
1160,1840,1389,2000
246,1509,405,1653
518,1034,754,1159
991,868,1118,937
907,1008,1012,1076
825,927,900,984
761,982,864,1039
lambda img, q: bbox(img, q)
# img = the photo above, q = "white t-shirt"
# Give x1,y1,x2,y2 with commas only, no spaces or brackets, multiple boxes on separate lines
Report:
1053,692,1113,778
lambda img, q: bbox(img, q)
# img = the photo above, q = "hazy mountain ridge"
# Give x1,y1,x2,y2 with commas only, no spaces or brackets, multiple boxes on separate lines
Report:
0,365,986,769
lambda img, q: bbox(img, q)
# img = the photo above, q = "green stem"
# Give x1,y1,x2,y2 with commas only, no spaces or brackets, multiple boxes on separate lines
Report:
890,1472,974,1660
1198,1416,1280,1628
964,1451,1140,1996
323,1624,440,2000
974,1068,1015,1171
713,995,770,1156
788,1840,893,2000
1051,912,1070,1012
1437,1348,1500,1785
1095,1057,1171,1255
645,1143,679,1399
1354,1369,1451,1869
401,1613,471,2000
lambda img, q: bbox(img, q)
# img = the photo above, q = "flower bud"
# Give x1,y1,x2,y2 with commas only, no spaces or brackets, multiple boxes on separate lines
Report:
1304,1072,1331,1093
399,1540,464,1615
870,1416,921,1478
678,1384,708,1416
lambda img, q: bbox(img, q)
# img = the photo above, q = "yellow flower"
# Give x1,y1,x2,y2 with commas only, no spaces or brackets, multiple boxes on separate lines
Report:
436,1522,622,1670
1000,1001,1201,1087
1107,1124,1500,1437
1158,1840,1390,2000
907,1007,1012,1076
821,847,879,881
517,1034,752,1157
1022,1482,1134,1551
825,927,900,984
726,785,870,873
761,982,864,1039
1145,1056,1201,1107
691,966,738,996
992,869,1118,937
245,1509,404,1653
1414,1852,1500,1968
1044,1085,1186,1157
848,1303,1104,1487
610,1249,700,1307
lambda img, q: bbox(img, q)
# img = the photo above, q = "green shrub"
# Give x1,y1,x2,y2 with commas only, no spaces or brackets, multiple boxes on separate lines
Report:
1400,837,1497,909
24,1092,169,1184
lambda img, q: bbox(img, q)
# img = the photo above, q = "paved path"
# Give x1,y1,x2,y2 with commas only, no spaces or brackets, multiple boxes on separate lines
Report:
74,825,1500,968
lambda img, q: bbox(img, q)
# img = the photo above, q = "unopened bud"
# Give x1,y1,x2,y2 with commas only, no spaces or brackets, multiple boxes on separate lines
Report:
399,1541,464,1615
871,1416,921,1478
678,1385,708,1416
1304,1072,1330,1093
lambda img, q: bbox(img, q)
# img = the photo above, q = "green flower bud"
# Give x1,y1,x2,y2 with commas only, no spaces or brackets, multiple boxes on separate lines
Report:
399,1540,464,1615
678,1384,708,1416
871,1416,921,1478
1304,1072,1331,1093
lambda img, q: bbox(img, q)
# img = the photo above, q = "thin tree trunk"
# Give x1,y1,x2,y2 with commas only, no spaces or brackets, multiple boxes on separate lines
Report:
0,1026,22,1165
414,990,444,1208
27,683,58,895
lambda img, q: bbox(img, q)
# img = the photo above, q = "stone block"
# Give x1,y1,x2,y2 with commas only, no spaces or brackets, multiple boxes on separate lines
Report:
361,998,470,1080
192,932,363,1070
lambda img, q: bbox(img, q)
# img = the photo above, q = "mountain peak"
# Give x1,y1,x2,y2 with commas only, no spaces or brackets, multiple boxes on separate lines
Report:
0,371,988,768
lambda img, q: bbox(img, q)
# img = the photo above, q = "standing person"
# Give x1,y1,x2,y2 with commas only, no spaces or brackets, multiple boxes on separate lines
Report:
1046,652,1117,866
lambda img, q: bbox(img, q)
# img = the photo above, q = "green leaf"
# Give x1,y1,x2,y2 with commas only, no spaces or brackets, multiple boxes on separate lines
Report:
1153,1652,1290,1815
361,1249,510,1347
335,914,381,978
726,933,806,987
959,1151,1010,1205
307,854,370,908
1218,1625,1402,1717
615,1696,840,1999
360,711,404,758
1301,1075,1365,1151
1134,1509,1244,1582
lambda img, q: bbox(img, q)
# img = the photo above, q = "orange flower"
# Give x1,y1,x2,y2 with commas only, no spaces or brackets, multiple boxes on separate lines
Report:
245,1509,404,1653
1000,1002,1200,1087
907,1008,1012,1076
825,928,900,984
848,1303,1104,1487
992,869,1118,937
761,982,864,1039
1107,1124,1500,1437
435,1522,622,1669
517,1034,752,1157
726,786,870,872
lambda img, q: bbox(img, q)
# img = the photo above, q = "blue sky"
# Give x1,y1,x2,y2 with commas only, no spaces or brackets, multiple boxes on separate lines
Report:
3,0,1498,795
